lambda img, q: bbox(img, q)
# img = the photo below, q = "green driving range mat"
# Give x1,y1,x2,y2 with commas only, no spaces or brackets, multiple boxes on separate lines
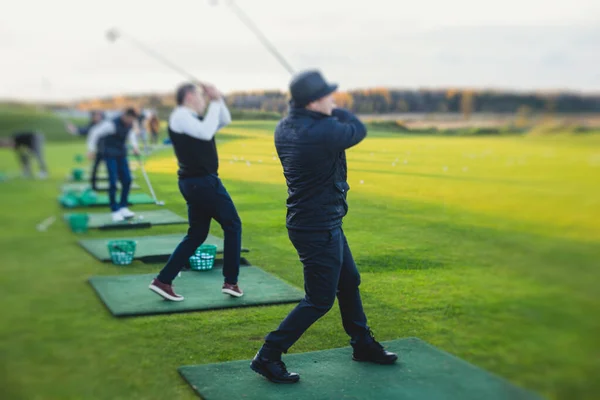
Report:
88,267,303,317
66,173,138,182
79,233,249,263
64,209,186,230
61,182,141,192
60,193,155,208
178,337,540,400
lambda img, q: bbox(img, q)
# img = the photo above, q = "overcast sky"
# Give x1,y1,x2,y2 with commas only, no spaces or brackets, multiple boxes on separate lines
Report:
1,0,599,101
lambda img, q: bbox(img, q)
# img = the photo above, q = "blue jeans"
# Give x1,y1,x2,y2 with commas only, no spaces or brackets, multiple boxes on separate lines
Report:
104,156,132,212
158,174,242,285
261,227,370,356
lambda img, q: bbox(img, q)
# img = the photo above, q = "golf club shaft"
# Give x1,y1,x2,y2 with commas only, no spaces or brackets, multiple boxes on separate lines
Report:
138,157,160,204
36,215,56,231
226,1,295,75
117,31,204,84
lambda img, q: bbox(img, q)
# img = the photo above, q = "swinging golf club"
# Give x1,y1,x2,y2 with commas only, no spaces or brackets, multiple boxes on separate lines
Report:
210,0,295,75
108,0,295,77
136,155,165,206
106,28,206,85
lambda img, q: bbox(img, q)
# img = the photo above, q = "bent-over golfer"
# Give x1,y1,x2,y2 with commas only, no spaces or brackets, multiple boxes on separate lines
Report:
0,131,48,179
149,83,243,301
251,70,397,384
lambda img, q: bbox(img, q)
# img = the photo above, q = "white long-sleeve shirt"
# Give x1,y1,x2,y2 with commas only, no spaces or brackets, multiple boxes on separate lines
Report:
87,119,139,153
168,98,231,140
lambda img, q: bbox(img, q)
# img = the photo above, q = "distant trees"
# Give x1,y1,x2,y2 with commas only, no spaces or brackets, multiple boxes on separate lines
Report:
75,89,600,115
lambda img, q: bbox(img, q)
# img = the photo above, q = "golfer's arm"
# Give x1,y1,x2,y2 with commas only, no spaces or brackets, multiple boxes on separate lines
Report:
87,121,115,152
325,111,367,150
217,98,232,129
128,128,139,152
174,103,221,141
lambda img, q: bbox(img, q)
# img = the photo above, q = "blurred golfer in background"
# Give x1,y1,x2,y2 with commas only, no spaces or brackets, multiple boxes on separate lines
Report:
67,110,105,190
0,131,48,179
87,107,140,222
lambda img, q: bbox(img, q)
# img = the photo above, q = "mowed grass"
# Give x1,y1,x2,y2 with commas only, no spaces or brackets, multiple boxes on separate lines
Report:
0,120,599,399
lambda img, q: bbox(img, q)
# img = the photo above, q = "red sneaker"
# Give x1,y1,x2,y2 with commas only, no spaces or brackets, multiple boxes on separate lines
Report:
222,282,244,297
149,278,184,301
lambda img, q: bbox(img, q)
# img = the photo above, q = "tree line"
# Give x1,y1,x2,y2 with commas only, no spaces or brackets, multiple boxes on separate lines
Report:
228,89,600,115
75,88,600,117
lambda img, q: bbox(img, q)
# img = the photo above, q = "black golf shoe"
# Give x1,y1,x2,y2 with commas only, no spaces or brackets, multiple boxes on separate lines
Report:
250,354,300,384
352,331,398,365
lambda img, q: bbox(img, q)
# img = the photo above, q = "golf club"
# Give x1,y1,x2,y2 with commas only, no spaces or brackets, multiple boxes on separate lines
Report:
36,215,56,232
106,28,206,85
136,155,165,206
211,0,295,75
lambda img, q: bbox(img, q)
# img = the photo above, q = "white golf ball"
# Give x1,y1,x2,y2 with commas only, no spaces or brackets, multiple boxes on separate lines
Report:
360,180,364,184
443,166,448,172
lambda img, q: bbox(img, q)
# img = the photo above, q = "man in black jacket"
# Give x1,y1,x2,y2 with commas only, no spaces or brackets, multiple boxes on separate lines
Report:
251,70,397,384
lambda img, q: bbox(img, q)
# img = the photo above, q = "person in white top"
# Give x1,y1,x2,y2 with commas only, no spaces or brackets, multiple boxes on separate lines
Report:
149,83,244,301
87,108,140,222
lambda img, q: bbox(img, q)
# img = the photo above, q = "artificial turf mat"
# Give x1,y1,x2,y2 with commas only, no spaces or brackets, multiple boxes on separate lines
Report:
61,182,141,192
63,209,186,230
178,337,541,400
60,192,156,208
78,233,249,263
88,267,304,317
66,173,138,182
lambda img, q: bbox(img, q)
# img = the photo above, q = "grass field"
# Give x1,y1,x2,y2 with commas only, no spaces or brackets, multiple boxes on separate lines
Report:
0,120,599,399
0,104,87,142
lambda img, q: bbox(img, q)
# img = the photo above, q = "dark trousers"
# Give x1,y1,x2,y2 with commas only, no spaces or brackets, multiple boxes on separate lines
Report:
157,174,242,285
104,156,132,212
262,227,370,356
90,153,103,191
16,133,47,176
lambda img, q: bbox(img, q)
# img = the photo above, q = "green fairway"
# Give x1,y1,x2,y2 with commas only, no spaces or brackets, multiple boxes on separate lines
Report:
0,103,83,142
0,121,598,399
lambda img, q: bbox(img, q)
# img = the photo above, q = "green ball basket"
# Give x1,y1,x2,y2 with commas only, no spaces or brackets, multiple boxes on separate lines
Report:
60,193,79,208
78,188,98,206
107,240,136,265
189,244,217,271
68,213,89,233
72,168,85,181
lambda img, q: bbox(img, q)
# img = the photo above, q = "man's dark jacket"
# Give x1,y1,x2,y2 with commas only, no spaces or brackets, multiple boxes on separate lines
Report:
274,107,367,231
